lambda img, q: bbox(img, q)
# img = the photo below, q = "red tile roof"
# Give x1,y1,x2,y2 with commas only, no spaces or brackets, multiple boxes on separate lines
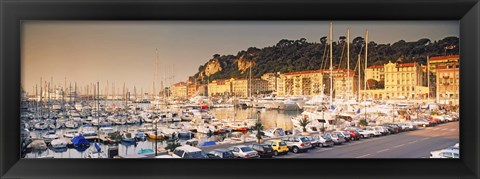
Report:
368,65,384,69
429,55,459,61
396,62,416,68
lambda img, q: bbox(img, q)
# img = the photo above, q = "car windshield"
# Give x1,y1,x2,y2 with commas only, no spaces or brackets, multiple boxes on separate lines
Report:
322,134,331,139
300,138,309,143
279,142,287,146
262,145,273,150
240,147,253,152
184,151,209,158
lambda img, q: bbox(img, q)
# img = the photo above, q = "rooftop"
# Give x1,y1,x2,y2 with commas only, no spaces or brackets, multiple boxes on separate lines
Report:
429,55,459,62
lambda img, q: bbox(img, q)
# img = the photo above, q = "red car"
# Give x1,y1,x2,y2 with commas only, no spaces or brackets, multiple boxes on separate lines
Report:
345,130,361,141
426,117,441,125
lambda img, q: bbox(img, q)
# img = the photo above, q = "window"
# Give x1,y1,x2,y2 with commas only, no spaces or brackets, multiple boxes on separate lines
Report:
174,150,185,157
440,152,453,158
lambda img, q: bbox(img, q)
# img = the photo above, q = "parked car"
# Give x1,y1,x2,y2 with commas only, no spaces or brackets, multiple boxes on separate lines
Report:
443,115,455,122
364,127,382,137
343,130,361,141
304,136,320,148
397,122,417,131
207,149,235,158
412,118,432,127
264,140,289,156
352,129,373,138
332,131,350,142
228,145,260,158
426,117,441,125
281,136,311,153
323,132,345,145
172,145,209,158
382,123,401,133
430,148,459,158
249,144,274,158
376,126,390,135
311,134,334,147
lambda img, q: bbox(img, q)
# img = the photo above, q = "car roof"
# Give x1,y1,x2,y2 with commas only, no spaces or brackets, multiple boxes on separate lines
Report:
233,145,249,148
175,145,203,152
212,148,228,152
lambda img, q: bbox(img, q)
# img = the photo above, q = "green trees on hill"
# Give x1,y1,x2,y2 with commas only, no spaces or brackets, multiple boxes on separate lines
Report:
194,36,459,83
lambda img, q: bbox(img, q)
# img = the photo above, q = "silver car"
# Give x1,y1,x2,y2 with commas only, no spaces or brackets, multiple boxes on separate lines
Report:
227,145,260,158
282,136,312,153
323,132,345,145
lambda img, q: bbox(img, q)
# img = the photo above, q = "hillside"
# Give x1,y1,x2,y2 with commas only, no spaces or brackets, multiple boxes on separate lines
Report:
193,36,459,83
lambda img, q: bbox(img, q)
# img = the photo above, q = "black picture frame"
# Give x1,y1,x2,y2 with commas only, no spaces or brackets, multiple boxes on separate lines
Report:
1,0,479,178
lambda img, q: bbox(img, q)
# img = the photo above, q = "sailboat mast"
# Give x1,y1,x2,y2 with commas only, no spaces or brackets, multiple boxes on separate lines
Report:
358,54,361,101
347,28,350,101
364,29,368,101
427,55,430,101
329,22,333,105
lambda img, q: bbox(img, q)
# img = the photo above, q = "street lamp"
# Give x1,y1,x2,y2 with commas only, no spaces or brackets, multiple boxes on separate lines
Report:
442,76,450,106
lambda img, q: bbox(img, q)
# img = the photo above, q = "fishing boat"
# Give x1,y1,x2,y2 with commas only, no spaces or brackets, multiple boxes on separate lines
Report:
50,138,68,148
27,139,48,151
34,122,49,130
71,135,90,148
65,120,79,129
145,131,165,140
122,131,136,143
85,143,108,158
81,127,98,139
63,130,79,138
42,130,60,142
180,112,194,121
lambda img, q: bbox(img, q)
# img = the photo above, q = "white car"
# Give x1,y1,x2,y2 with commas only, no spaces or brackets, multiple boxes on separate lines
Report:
365,127,382,136
397,122,417,131
228,145,260,158
430,148,459,158
355,129,373,138
171,145,209,158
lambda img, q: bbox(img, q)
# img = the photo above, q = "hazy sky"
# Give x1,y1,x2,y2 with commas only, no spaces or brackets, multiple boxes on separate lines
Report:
22,21,458,95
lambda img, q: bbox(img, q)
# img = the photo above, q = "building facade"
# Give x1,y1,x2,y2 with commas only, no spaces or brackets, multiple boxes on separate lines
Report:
231,78,268,97
429,55,459,102
207,79,232,97
261,72,279,94
172,82,187,99
276,70,324,96
435,63,459,105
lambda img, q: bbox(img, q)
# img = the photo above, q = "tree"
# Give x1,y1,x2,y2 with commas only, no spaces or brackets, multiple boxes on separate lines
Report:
358,119,368,128
253,120,264,143
320,36,327,45
298,117,311,132
164,136,181,152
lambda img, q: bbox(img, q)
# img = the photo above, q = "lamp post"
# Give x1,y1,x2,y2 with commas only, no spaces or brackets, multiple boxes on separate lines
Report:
442,76,450,106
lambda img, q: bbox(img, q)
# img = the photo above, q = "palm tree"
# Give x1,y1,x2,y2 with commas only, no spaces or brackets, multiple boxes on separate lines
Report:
299,117,311,133
253,120,264,143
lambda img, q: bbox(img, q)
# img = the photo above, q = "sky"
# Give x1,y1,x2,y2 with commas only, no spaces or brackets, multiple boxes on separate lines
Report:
21,21,459,95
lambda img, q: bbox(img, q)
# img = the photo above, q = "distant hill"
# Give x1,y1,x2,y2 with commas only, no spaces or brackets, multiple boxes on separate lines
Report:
193,36,459,83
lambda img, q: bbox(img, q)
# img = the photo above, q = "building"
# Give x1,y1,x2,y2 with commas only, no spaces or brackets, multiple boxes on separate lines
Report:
172,82,187,99
365,65,385,82
207,79,232,97
276,70,324,96
261,72,279,93
186,83,197,98
232,78,268,97
332,69,358,100
428,55,459,101
436,62,459,105
360,61,428,100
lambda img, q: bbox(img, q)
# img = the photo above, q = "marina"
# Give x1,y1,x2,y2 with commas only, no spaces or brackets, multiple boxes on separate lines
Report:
20,21,460,159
